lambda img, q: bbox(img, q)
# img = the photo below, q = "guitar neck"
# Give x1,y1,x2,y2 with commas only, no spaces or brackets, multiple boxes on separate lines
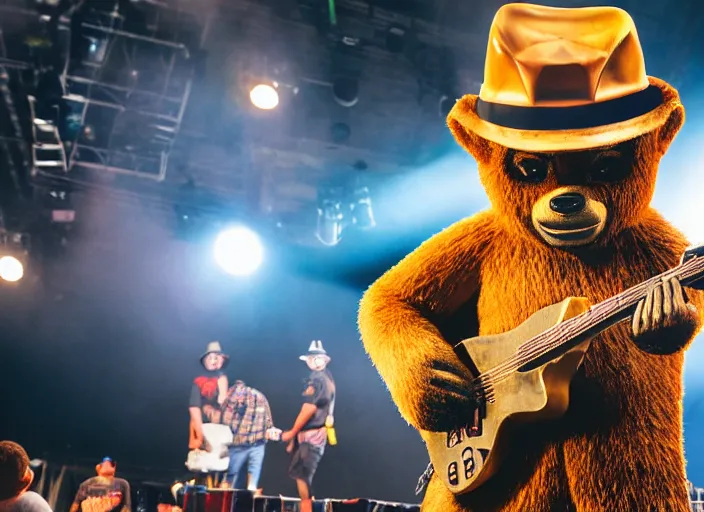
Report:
518,254,704,371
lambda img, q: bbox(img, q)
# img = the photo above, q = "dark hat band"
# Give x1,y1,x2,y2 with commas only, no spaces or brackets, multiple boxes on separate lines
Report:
475,84,663,132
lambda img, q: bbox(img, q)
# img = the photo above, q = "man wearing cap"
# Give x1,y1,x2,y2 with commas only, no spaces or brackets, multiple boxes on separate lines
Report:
69,458,130,512
188,341,229,452
281,341,336,512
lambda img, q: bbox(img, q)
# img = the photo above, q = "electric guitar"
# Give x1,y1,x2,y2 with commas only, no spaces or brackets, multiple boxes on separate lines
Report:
424,244,704,495
186,423,233,473
185,424,284,473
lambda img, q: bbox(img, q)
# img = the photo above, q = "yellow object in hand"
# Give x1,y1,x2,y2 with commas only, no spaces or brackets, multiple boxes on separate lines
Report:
327,426,337,446
325,415,337,445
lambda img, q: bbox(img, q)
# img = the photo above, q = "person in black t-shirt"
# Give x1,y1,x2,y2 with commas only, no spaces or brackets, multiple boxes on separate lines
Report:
188,341,230,451
69,458,130,512
281,340,336,512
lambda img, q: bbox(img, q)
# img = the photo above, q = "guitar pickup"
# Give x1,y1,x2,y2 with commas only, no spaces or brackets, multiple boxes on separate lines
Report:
445,412,483,448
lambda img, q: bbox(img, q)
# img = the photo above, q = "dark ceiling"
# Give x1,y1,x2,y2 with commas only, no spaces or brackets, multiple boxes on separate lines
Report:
1,0,703,288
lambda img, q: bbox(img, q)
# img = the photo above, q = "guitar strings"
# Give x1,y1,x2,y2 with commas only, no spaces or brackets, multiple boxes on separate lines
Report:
477,260,703,390
471,257,704,397
480,262,700,387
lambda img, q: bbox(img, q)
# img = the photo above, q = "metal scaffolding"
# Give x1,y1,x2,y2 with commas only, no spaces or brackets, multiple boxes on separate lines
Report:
54,0,197,182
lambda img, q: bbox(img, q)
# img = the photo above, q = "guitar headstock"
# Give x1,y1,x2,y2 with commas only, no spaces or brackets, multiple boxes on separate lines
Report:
682,243,704,264
682,243,704,290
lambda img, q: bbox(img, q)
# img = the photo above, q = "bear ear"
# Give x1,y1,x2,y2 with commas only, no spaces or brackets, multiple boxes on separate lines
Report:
657,104,685,153
447,95,494,164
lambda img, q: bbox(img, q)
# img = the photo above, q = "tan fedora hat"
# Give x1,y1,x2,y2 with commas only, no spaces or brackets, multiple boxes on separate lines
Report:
448,3,682,153
200,341,229,368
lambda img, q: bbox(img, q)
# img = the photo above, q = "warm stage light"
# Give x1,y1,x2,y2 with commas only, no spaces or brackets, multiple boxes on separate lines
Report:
213,226,264,276
0,256,24,282
249,84,279,110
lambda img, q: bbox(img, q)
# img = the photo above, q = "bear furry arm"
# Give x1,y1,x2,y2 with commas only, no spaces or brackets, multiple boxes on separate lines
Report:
358,211,496,430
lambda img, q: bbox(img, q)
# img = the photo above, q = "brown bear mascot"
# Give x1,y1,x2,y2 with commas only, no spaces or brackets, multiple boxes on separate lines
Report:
358,4,704,512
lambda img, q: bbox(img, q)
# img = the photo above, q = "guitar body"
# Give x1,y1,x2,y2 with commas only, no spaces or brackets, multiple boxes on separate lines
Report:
186,423,234,473
422,296,592,495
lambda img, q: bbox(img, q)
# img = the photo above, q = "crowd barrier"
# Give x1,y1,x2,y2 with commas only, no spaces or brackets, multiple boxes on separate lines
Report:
26,460,703,512
180,487,420,512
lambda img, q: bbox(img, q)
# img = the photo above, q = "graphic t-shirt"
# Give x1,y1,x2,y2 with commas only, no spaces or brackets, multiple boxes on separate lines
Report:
188,370,225,423
302,369,336,430
72,477,131,512
0,492,53,512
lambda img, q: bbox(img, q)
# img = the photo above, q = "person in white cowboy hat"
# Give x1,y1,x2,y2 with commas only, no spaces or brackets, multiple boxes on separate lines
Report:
281,340,336,512
187,341,230,455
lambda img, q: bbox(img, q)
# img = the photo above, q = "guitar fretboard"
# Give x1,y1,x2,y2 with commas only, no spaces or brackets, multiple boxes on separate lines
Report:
480,253,704,385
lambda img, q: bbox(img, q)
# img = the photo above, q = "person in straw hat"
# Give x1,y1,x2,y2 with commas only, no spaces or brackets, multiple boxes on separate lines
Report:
358,3,704,512
281,340,336,512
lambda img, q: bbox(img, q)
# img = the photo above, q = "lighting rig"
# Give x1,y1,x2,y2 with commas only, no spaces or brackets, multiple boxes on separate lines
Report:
59,0,196,181
315,168,376,247
0,0,203,285
0,0,63,269
0,227,30,283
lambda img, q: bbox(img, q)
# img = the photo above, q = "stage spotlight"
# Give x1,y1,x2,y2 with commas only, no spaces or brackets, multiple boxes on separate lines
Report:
316,200,345,246
350,186,376,230
332,77,359,107
213,226,264,276
0,256,24,282
250,84,279,110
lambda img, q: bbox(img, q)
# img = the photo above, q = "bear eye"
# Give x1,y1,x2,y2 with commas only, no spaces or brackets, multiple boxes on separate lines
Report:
512,156,549,183
589,154,629,183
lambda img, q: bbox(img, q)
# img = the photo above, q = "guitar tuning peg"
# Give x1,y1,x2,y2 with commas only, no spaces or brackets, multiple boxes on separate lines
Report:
682,244,704,263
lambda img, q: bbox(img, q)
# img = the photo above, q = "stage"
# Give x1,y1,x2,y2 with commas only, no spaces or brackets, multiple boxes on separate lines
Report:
29,460,421,512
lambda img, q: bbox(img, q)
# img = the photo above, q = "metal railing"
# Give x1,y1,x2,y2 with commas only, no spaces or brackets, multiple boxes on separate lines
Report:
691,485,704,512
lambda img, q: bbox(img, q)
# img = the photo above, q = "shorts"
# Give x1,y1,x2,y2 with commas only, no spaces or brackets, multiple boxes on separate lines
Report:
288,442,325,486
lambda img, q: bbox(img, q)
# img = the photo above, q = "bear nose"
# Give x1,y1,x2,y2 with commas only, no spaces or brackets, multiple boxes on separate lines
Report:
549,193,586,215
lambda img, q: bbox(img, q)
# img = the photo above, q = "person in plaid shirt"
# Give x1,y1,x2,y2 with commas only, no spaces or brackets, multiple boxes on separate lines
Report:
203,380,280,492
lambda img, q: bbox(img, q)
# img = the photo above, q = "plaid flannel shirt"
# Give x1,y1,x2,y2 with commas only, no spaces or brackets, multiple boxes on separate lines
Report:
219,384,274,446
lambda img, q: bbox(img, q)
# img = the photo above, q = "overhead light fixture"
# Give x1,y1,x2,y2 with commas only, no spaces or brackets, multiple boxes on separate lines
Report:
386,25,407,54
44,188,76,223
332,77,359,108
84,36,109,64
0,231,29,283
0,256,24,283
350,186,375,230
213,225,264,276
250,83,280,110
316,199,345,246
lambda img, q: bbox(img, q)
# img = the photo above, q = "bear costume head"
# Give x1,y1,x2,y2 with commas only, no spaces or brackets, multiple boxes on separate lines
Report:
447,3,684,249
